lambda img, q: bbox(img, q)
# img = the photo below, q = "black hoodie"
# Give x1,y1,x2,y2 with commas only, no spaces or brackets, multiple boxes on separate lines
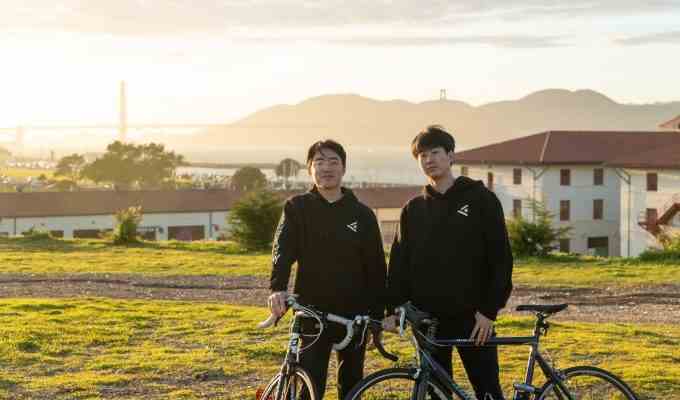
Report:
270,186,387,320
387,176,513,320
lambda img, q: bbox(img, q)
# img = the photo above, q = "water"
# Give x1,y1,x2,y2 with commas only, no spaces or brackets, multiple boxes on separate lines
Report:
179,146,427,185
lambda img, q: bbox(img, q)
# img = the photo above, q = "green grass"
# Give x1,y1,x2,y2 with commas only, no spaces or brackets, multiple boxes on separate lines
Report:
0,167,53,179
1,237,679,289
0,298,676,399
0,237,270,277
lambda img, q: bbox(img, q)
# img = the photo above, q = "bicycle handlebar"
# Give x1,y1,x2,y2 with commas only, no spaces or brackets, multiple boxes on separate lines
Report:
257,295,370,352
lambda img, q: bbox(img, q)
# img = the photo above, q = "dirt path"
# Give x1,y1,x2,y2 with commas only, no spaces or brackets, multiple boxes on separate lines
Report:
1,274,678,324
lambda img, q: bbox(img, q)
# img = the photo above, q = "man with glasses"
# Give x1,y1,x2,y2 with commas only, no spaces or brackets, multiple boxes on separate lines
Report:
268,139,387,399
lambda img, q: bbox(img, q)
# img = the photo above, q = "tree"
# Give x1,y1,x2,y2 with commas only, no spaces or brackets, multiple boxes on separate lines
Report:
113,206,143,245
54,154,86,187
231,166,267,191
81,141,184,190
275,158,302,179
506,199,572,257
227,189,283,250
0,146,10,163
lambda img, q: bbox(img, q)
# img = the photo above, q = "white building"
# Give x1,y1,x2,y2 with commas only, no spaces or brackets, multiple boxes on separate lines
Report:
0,187,419,244
455,130,680,257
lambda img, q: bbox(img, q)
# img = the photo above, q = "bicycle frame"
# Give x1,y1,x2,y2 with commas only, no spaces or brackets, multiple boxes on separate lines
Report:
274,312,307,400
410,316,574,400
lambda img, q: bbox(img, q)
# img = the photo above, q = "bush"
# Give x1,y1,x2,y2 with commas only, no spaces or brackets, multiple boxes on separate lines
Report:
21,227,53,241
113,206,143,245
507,199,572,257
639,229,680,261
658,229,680,251
227,189,283,250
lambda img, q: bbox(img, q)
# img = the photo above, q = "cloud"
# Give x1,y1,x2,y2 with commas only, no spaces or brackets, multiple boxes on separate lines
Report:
324,35,566,48
615,31,680,46
3,1,678,36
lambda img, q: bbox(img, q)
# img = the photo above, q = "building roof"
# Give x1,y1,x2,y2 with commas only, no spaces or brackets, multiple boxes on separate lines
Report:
659,115,680,130
454,130,680,169
0,187,421,218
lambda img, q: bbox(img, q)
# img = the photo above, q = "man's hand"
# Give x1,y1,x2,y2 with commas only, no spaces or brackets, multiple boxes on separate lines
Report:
366,328,382,350
382,315,398,333
470,311,494,346
268,291,288,318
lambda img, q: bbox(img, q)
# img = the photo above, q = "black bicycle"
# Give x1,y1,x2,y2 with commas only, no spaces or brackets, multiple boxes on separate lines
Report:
256,295,395,400
346,302,639,400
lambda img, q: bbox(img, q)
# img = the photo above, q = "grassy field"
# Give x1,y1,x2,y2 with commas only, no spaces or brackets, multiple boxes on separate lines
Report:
1,237,679,289
0,298,677,399
0,167,53,179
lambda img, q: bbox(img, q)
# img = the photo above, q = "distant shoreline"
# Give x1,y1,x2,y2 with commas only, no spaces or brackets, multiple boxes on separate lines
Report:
184,162,278,170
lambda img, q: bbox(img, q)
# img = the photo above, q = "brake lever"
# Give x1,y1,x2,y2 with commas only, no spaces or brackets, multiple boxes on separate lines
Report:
398,307,406,337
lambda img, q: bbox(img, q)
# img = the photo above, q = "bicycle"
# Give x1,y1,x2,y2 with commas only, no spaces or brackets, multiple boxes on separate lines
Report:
346,302,639,400
255,295,396,400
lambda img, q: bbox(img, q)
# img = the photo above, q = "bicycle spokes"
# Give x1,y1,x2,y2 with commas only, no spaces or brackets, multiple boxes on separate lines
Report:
542,374,631,400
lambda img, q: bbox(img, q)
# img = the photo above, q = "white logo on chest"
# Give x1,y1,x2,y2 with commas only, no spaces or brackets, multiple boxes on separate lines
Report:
347,221,359,232
457,204,469,217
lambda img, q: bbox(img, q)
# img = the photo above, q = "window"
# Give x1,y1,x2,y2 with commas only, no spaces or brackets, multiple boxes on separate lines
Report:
137,227,157,241
460,166,468,177
559,239,570,253
513,168,522,185
513,199,522,218
646,208,658,225
647,173,658,191
168,225,205,241
487,172,494,191
560,169,571,186
594,168,604,186
560,200,570,221
593,199,603,220
73,229,101,239
587,237,609,257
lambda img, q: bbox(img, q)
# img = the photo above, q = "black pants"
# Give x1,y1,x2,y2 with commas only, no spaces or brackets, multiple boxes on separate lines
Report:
299,318,367,400
425,314,505,400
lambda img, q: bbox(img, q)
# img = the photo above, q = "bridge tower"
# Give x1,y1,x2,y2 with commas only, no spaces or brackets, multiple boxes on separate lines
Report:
119,80,128,142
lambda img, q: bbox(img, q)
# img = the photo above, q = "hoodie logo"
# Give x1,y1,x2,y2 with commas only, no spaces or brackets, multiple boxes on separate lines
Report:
457,204,469,217
347,221,358,232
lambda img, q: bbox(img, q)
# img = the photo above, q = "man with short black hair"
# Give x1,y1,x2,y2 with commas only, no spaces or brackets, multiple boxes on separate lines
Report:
269,139,387,399
385,125,513,400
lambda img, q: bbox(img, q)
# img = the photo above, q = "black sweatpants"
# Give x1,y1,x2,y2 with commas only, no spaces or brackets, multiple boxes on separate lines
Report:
299,318,367,400
425,314,505,400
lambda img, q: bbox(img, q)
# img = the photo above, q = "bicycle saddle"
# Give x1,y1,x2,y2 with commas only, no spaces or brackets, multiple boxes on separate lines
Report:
516,304,568,315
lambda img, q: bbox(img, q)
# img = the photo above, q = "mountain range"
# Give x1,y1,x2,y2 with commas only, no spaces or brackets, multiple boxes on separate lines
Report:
161,89,679,150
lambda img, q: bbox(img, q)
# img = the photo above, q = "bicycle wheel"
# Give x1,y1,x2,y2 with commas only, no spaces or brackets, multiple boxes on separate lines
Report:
537,366,638,400
345,367,465,400
258,366,318,400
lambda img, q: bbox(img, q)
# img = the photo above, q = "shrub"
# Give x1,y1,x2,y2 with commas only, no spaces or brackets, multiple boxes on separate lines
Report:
113,206,143,245
21,227,53,241
507,199,572,257
639,229,680,261
227,189,283,251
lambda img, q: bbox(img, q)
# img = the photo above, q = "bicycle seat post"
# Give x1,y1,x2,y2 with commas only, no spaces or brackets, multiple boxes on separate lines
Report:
533,313,549,338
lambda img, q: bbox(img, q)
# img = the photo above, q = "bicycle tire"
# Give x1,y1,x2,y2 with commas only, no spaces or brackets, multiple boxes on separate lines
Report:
537,366,638,400
345,367,467,400
259,366,318,400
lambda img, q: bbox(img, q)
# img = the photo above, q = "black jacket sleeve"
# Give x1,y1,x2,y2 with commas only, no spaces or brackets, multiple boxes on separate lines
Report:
269,199,299,292
361,210,388,320
478,190,514,320
386,205,411,315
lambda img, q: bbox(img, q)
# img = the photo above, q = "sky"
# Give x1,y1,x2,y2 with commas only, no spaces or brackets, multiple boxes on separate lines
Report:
0,0,679,130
